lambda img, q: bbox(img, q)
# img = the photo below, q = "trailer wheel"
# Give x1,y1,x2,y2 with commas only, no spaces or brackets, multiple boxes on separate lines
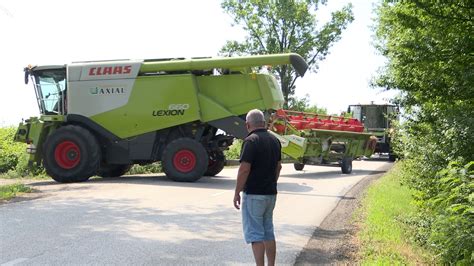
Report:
341,157,352,174
162,138,208,182
204,150,226,176
294,163,305,171
43,125,100,183
97,164,132,178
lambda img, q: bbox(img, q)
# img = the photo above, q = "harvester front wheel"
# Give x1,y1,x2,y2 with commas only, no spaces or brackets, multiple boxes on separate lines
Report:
294,163,305,171
341,157,353,174
97,164,132,178
162,138,208,182
43,125,100,183
204,150,226,176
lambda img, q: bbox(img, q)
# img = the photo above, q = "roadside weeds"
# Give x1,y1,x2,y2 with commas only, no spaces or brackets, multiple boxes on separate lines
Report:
356,163,435,264
295,162,435,265
0,183,33,202
294,163,391,265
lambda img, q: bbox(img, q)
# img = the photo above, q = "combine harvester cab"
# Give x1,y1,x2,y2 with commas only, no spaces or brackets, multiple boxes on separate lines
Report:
15,53,308,183
269,109,377,174
348,103,399,161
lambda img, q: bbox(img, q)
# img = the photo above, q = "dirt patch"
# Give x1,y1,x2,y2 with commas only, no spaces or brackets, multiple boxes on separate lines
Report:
294,163,392,265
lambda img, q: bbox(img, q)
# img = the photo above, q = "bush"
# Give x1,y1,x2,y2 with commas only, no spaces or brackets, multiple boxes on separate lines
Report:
224,139,242,160
0,127,46,177
373,1,474,262
0,127,25,173
15,154,45,177
426,162,474,263
127,163,162,175
393,112,474,263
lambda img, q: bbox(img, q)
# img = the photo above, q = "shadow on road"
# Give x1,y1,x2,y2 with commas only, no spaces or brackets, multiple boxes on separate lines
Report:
278,182,313,193
1,195,314,265
29,168,385,189
278,191,355,199
22,163,388,192
280,169,386,180
24,174,237,192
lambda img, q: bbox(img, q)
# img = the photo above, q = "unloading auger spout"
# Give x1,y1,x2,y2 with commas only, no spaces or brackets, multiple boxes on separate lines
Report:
139,53,308,77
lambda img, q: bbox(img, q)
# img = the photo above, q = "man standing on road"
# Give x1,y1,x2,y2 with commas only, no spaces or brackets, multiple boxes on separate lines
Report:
233,109,282,266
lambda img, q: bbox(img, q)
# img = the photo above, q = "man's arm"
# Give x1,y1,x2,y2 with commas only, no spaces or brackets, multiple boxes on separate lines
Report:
275,161,282,182
233,162,251,210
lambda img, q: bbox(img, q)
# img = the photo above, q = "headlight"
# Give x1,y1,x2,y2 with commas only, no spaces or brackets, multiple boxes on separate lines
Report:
26,144,37,154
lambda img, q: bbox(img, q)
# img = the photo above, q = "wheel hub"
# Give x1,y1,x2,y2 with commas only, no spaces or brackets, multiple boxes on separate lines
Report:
54,141,81,169
173,150,196,173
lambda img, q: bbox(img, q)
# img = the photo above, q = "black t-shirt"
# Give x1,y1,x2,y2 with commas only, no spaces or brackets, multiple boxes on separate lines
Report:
239,128,282,195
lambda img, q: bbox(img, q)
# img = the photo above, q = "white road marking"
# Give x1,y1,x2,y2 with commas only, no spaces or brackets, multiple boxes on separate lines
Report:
1,258,29,266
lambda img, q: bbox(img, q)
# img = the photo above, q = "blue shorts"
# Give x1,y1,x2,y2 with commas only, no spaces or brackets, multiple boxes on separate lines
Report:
242,193,277,244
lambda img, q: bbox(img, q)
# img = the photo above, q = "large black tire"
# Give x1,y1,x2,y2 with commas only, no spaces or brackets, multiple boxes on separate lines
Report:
162,138,208,182
97,164,132,178
294,163,305,171
204,150,226,176
341,157,353,174
42,125,101,183
388,153,397,162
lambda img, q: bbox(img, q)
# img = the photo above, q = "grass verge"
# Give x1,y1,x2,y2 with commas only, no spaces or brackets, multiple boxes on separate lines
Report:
0,183,32,201
356,162,435,264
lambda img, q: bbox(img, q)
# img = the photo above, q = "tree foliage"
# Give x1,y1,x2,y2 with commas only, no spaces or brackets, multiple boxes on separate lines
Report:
374,1,474,263
288,94,327,114
220,0,354,107
375,1,473,106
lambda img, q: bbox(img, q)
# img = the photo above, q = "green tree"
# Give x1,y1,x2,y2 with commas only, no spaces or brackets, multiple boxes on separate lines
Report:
220,0,354,107
374,1,474,263
288,94,327,114
374,1,473,107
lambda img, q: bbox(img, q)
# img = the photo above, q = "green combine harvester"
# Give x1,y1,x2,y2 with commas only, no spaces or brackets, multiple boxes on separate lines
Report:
14,53,376,183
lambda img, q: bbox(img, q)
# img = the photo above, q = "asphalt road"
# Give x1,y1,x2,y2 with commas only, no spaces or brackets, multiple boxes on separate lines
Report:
0,160,391,265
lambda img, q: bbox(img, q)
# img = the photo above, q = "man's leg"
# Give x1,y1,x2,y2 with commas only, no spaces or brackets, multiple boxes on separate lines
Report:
251,241,265,266
263,195,277,266
264,240,276,266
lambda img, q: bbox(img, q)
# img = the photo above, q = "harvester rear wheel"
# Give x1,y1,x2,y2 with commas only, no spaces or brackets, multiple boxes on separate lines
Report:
341,157,353,174
43,125,100,183
204,150,226,176
97,164,132,178
162,138,208,182
294,163,305,171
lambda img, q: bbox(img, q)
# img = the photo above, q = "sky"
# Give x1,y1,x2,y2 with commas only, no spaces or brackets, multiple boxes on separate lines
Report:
0,0,394,126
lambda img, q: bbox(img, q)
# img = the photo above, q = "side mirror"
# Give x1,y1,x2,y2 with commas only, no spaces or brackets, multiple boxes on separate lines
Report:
24,68,30,84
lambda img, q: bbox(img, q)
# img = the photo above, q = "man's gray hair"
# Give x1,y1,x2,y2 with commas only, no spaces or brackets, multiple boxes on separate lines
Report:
246,109,265,127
